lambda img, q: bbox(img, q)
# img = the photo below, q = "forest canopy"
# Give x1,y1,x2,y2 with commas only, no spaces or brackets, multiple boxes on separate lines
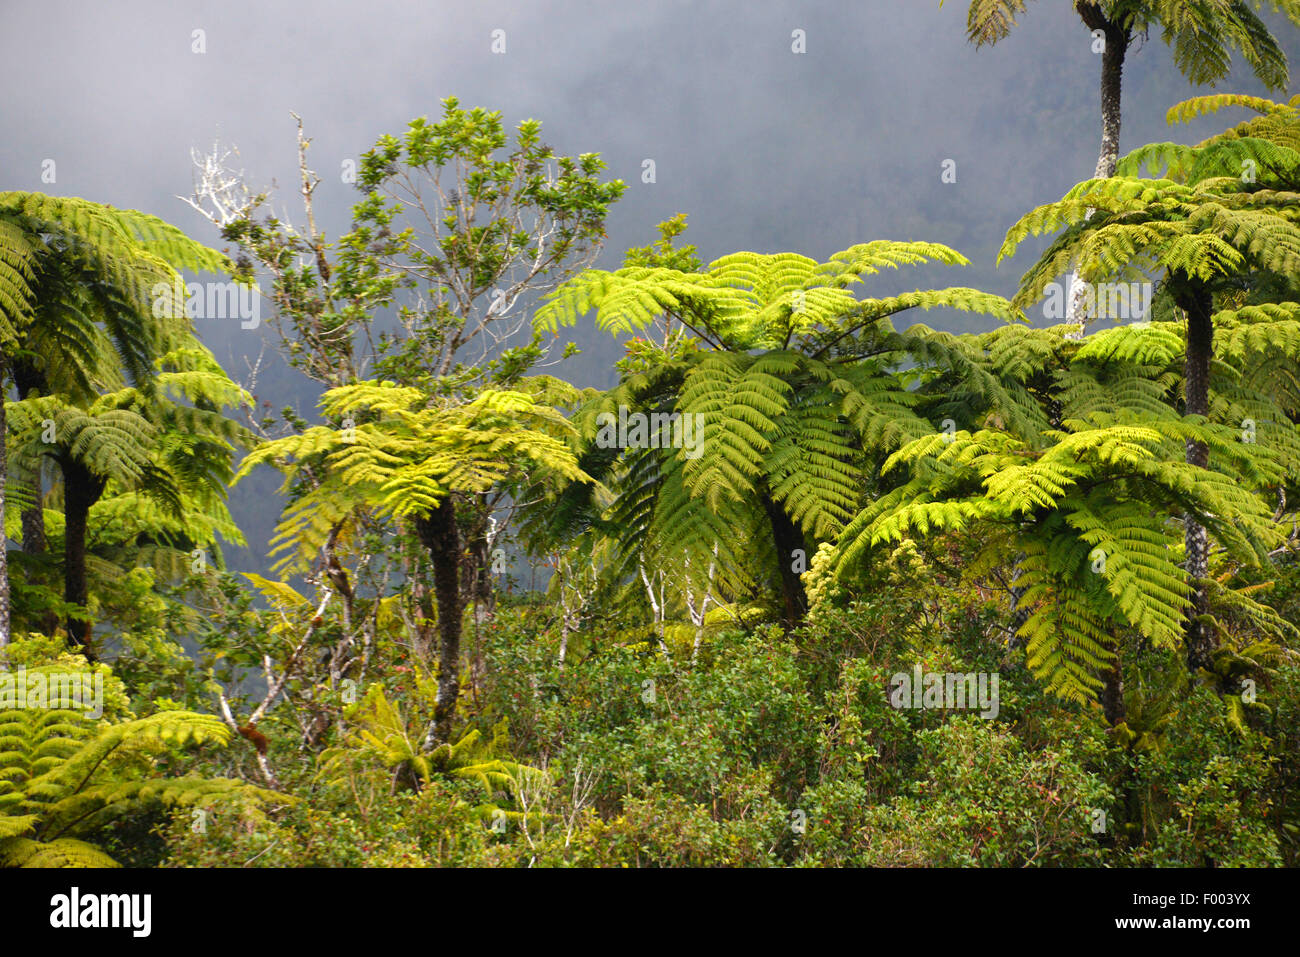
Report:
3,2,1300,874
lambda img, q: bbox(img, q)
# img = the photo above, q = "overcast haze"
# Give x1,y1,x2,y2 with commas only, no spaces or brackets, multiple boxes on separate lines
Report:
3,0,1298,570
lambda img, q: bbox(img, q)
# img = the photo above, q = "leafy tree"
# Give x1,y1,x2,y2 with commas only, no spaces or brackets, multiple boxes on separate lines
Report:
186,103,624,733
198,101,625,392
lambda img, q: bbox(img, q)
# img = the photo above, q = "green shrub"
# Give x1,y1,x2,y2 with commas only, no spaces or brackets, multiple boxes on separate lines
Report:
800,718,1111,867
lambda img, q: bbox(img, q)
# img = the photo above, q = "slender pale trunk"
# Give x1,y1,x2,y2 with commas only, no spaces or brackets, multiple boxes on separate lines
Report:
638,562,672,660
1066,16,1129,336
416,498,462,749
467,526,496,622
466,518,493,693
1072,9,1139,705
1006,556,1028,648
1178,282,1216,673
1091,22,1127,181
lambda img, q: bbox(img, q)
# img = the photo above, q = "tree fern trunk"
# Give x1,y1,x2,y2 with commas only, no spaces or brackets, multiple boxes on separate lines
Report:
760,491,807,629
1092,21,1127,180
1066,9,1128,335
1179,282,1215,673
415,497,462,749
61,458,104,659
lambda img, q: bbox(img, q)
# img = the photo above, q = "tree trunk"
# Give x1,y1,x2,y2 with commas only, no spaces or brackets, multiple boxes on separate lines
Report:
1006,557,1029,649
415,497,462,749
61,458,105,659
1066,9,1129,335
760,491,808,629
471,535,495,620
464,512,496,623
1092,20,1127,180
1177,282,1216,673
17,471,59,636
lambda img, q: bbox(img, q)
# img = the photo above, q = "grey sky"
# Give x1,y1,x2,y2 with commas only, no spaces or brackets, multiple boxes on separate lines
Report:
3,0,1297,569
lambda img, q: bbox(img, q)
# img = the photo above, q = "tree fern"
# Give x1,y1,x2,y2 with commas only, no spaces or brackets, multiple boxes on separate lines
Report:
0,658,282,867
530,239,1021,626
0,192,241,650
236,381,589,574
237,378,591,746
832,322,1290,703
321,679,541,804
999,102,1300,673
